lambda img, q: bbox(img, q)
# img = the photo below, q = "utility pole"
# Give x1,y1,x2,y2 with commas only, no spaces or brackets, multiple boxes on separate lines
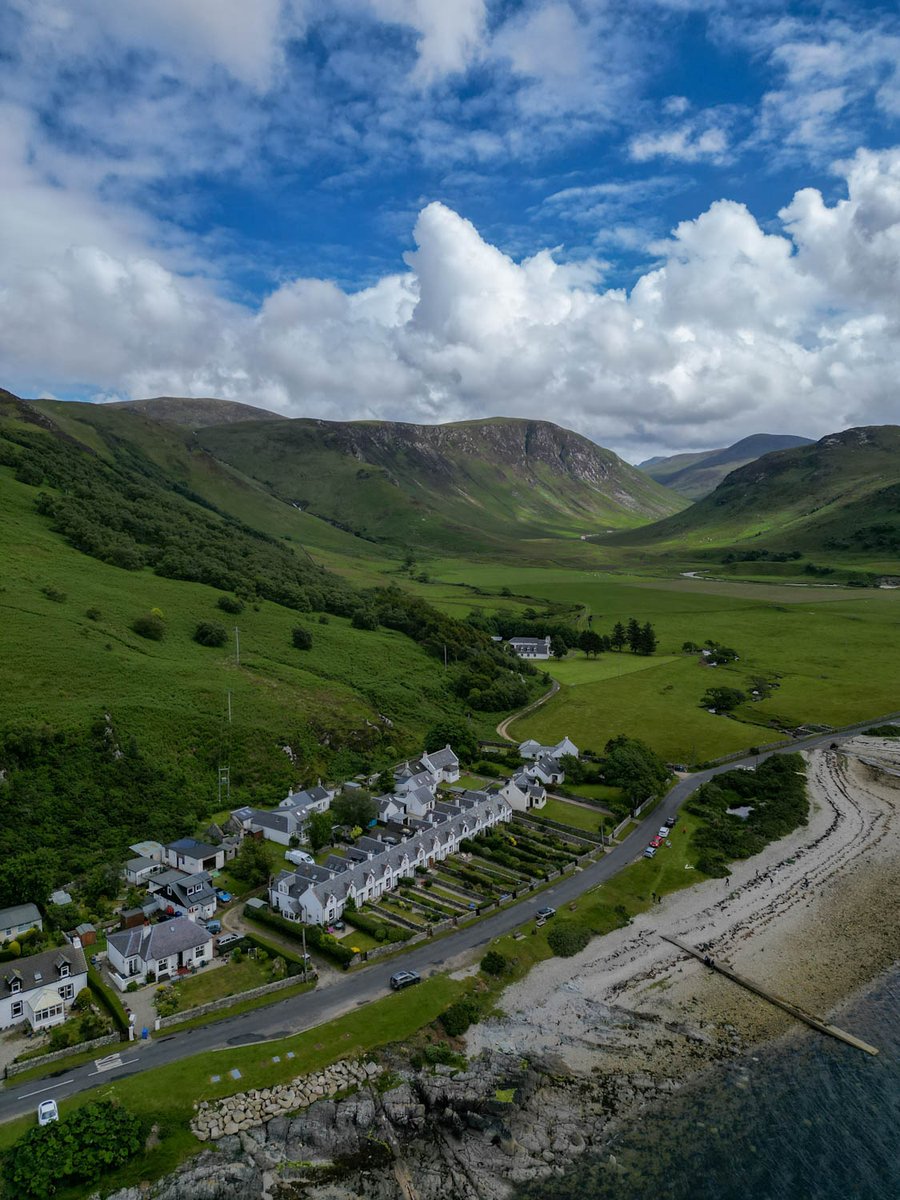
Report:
234,626,241,667
443,643,448,669
301,925,308,982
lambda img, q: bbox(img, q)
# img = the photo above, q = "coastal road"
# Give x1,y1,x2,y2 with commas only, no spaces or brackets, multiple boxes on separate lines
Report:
1,713,895,1124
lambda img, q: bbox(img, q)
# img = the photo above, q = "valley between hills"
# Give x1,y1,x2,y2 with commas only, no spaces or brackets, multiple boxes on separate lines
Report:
0,391,898,1199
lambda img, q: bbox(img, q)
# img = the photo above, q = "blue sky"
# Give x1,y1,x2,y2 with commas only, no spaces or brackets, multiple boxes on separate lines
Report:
1,0,899,457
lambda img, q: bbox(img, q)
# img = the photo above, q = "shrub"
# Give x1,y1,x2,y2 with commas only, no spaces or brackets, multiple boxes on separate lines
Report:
4,1100,144,1199
318,614,330,624
351,609,378,630
132,613,165,641
292,625,313,650
85,607,102,621
40,585,67,603
88,966,129,1033
6,940,20,957
439,996,482,1037
480,949,509,977
217,594,245,614
194,621,228,647
72,987,93,1012
547,921,591,958
347,908,412,943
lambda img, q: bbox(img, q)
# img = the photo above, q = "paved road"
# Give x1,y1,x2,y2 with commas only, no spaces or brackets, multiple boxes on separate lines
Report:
2,714,894,1124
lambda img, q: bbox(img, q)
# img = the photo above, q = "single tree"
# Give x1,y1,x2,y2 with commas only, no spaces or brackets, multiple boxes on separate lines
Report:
376,768,396,795
331,789,377,830
578,630,603,658
611,621,627,651
230,837,271,886
626,617,642,653
194,621,228,647
306,810,334,854
551,636,568,661
424,719,477,763
702,686,747,713
637,622,658,655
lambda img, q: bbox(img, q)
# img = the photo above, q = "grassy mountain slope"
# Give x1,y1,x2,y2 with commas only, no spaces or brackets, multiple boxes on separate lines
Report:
194,413,687,558
605,426,900,559
107,395,283,428
640,433,813,499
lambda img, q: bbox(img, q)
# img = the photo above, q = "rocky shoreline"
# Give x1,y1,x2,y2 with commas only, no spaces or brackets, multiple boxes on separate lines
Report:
102,741,900,1200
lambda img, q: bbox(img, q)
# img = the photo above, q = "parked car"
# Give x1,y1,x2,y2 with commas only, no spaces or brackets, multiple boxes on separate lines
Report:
37,1099,59,1126
649,836,664,848
205,919,222,934
215,889,232,903
536,905,556,919
658,827,670,838
665,815,678,828
643,846,657,858
389,970,421,991
216,933,243,952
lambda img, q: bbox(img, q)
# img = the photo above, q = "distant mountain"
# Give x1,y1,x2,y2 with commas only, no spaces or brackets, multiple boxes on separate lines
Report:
193,414,687,556
640,433,814,499
107,395,283,428
609,426,900,555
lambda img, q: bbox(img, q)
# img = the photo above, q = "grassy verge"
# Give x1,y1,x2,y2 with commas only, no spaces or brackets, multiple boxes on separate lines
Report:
0,975,466,1196
159,978,316,1035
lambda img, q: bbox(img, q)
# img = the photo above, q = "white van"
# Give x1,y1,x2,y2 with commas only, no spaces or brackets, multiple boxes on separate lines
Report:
285,849,315,866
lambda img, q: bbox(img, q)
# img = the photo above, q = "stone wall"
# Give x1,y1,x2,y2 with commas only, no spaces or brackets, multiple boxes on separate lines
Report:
191,1058,382,1141
5,1031,121,1078
157,972,315,1030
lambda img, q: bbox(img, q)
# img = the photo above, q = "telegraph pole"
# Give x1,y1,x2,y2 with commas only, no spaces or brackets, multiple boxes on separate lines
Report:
234,626,241,667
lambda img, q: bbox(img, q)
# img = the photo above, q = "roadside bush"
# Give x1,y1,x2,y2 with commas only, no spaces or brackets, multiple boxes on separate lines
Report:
87,966,129,1033
547,921,591,958
194,621,228,647
132,613,165,641
246,907,355,966
439,996,482,1037
292,625,313,650
480,950,509,977
217,594,244,614
153,985,180,1017
4,1100,144,1199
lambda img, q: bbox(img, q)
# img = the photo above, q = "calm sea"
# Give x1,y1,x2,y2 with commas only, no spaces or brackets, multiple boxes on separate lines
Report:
514,966,900,1200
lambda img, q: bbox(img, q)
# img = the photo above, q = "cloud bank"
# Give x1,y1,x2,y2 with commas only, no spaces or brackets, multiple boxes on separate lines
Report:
2,139,899,457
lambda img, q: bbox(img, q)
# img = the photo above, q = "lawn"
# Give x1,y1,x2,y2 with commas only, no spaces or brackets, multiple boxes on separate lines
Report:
538,797,608,834
163,956,277,1012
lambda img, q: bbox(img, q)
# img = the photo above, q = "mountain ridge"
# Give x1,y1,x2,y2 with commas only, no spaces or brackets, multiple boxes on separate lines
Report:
640,432,814,499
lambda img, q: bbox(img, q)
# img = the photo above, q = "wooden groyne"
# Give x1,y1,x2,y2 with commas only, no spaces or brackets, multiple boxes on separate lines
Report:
660,934,879,1057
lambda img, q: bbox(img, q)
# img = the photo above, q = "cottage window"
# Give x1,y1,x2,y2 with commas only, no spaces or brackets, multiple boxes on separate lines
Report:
59,983,74,1001
9,979,21,994
157,958,169,973
10,1000,23,1019
59,963,70,978
194,945,205,960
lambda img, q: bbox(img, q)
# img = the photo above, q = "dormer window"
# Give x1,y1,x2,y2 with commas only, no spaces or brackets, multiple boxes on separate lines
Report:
10,978,21,994
59,963,70,978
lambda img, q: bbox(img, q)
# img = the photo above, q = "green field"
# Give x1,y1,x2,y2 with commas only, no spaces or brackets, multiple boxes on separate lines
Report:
539,797,608,833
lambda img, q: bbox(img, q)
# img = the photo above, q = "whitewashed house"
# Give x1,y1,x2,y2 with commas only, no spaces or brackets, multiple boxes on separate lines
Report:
497,773,547,812
526,755,566,786
106,917,213,988
0,903,43,944
518,736,579,761
508,636,552,659
164,838,225,874
269,789,512,927
420,745,461,784
0,944,87,1031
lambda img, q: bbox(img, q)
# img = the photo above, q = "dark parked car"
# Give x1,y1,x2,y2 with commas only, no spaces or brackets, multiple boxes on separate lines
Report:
389,970,421,991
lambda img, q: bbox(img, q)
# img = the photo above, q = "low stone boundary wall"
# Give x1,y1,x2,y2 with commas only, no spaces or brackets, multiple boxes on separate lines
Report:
514,812,605,843
5,1031,121,1078
192,1058,383,1140
157,972,315,1030
611,815,631,840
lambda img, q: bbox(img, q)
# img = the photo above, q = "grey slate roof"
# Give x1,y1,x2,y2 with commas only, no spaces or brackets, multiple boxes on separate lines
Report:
1,944,86,997
0,903,42,929
425,746,459,770
108,917,211,962
125,856,158,874
167,838,219,858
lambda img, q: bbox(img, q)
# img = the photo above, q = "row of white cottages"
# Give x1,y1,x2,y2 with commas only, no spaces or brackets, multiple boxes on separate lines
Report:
269,788,512,927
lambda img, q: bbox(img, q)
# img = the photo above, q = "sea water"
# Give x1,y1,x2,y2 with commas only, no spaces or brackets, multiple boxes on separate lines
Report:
514,966,899,1200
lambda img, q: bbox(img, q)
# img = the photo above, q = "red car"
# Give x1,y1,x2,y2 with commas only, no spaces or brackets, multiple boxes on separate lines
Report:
649,835,664,848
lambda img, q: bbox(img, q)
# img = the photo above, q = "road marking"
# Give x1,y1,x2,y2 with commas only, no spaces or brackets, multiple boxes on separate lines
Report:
89,1055,139,1076
18,1079,74,1099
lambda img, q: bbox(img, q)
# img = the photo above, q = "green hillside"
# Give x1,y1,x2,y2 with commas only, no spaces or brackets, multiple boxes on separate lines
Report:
640,433,813,500
188,410,686,559
0,393,549,902
605,426,900,565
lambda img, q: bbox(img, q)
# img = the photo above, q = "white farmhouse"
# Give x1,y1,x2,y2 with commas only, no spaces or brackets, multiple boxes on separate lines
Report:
497,773,547,812
0,903,43,944
508,636,552,659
